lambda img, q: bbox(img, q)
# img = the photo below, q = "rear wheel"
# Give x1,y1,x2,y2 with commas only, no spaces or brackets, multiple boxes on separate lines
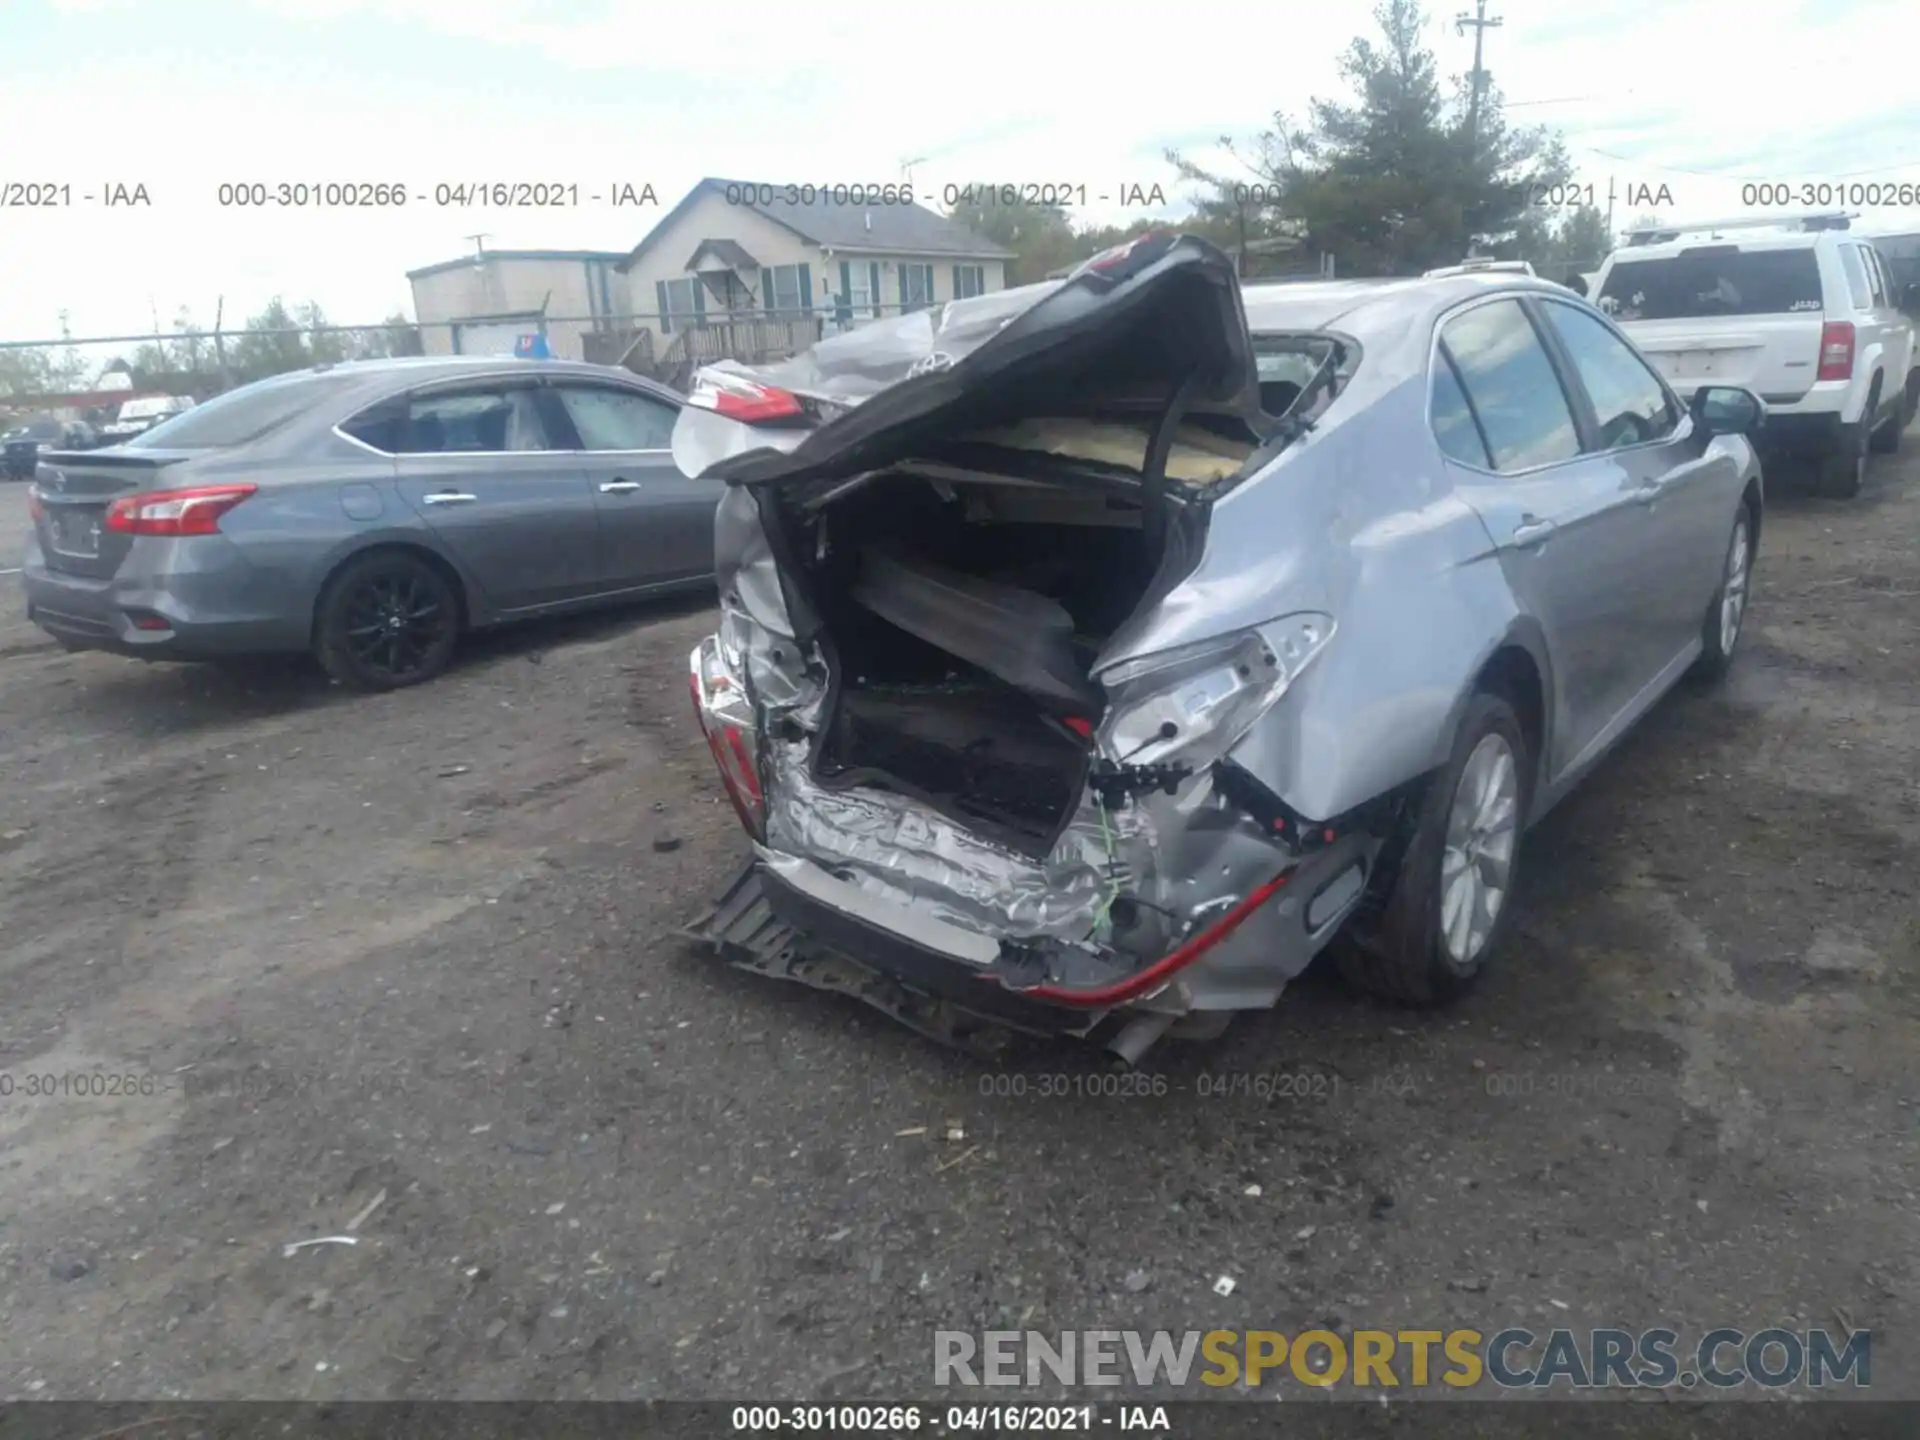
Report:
314,551,460,692
1869,376,1903,455
1817,410,1869,497
1339,690,1532,1006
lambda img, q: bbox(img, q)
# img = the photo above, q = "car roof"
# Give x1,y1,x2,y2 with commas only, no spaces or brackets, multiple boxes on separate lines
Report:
231,355,683,414
1241,272,1578,341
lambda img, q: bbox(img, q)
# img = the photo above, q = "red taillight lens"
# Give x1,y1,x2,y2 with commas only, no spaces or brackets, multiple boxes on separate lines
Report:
103,483,257,537
688,373,805,424
26,487,45,522
690,641,767,841
1817,321,1855,382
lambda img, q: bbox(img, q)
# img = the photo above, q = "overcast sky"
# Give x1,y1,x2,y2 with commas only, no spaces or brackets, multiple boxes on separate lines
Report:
3,0,1917,351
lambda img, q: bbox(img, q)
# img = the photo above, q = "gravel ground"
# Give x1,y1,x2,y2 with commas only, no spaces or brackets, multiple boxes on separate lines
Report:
1,439,1917,1406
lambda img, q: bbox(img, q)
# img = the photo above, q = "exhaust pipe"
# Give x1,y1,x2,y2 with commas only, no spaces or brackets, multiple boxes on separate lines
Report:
1107,1011,1177,1067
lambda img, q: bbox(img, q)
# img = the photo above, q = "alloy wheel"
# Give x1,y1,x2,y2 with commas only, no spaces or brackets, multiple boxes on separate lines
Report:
341,571,450,683
1440,732,1518,966
1719,518,1751,656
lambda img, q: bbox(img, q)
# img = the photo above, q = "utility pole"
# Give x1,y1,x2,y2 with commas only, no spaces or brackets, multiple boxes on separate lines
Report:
1455,0,1504,158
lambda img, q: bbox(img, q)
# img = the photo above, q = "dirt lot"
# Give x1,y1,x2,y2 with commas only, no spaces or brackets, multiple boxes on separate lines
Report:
1,438,1917,1406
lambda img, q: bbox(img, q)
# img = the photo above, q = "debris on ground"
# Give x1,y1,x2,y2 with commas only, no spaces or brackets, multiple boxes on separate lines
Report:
346,1188,387,1232
281,1237,359,1258
1213,1276,1237,1297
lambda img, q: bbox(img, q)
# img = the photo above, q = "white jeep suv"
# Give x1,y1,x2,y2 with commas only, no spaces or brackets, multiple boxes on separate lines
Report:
1591,214,1919,497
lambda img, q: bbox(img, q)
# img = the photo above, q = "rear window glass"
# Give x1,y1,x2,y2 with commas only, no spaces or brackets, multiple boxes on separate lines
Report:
1596,248,1823,320
126,373,359,449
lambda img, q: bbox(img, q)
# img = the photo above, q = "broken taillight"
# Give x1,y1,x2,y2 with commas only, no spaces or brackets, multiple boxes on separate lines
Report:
690,639,766,841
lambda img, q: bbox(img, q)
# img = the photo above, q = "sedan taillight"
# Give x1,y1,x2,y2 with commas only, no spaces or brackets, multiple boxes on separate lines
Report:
690,638,766,841
103,483,257,537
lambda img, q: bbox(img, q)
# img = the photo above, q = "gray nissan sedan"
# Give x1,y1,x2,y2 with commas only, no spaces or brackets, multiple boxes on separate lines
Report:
20,357,715,689
683,234,1765,1057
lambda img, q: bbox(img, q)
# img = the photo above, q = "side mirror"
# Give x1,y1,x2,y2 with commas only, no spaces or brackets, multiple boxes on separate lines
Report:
1563,275,1588,297
1692,385,1763,437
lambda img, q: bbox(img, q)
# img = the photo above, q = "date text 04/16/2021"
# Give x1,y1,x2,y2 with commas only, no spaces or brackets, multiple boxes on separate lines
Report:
726,1404,1168,1432
973,1071,1414,1101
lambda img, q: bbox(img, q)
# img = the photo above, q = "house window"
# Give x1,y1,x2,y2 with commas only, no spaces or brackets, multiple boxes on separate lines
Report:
657,277,705,334
762,263,814,319
952,264,986,300
899,263,935,313
838,260,882,322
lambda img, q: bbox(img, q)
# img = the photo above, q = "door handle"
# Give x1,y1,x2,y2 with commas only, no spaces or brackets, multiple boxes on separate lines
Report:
422,491,477,505
1510,516,1556,546
599,479,642,494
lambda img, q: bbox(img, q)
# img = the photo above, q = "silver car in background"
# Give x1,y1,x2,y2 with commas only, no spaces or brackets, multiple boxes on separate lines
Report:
683,234,1765,1061
21,357,718,689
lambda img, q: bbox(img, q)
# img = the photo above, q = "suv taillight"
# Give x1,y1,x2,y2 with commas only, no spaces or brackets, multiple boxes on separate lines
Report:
103,483,257,537
1817,321,1855,382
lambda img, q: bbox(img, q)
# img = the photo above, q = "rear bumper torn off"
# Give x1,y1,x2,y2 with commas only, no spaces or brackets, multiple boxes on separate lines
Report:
683,858,1103,1050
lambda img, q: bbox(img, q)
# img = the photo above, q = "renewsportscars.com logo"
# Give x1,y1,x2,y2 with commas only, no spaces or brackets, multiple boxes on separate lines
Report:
934,1327,1872,1391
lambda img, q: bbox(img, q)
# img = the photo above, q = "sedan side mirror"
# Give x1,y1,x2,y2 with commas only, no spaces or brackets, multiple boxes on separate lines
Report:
1692,385,1763,436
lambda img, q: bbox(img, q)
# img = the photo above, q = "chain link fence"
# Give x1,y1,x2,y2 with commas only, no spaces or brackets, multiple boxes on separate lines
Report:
0,298,1024,430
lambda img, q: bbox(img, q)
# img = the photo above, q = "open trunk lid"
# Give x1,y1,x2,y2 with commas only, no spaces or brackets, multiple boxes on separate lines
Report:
671,233,1265,489
29,449,197,578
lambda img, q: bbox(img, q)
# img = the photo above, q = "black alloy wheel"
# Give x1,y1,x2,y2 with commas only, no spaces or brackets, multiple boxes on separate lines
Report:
315,552,460,691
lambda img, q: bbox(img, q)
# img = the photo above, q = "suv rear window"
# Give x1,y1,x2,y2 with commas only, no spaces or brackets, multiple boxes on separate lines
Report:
1597,247,1824,321
126,373,359,449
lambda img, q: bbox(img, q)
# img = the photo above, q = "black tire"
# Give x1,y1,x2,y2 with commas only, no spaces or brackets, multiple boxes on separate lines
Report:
1692,501,1755,683
1339,689,1533,1006
314,551,460,692
1869,377,1903,455
1817,411,1869,497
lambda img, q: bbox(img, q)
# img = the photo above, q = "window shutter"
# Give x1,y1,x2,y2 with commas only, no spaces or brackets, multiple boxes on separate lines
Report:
870,263,881,317
693,281,706,321
797,263,813,319
837,261,852,324
952,265,962,300
655,280,670,334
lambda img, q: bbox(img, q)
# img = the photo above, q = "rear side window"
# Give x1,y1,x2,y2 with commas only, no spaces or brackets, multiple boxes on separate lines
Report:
1597,248,1824,320
127,374,356,449
404,386,553,453
1837,247,1872,309
1430,353,1491,467
1438,300,1581,472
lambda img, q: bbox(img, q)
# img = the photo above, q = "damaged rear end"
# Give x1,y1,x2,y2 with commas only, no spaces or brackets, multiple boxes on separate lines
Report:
684,235,1370,1058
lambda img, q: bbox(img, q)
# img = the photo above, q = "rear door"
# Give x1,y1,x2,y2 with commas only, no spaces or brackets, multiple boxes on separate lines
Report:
389,379,601,612
544,379,717,588
1437,296,1660,779
1597,244,1827,405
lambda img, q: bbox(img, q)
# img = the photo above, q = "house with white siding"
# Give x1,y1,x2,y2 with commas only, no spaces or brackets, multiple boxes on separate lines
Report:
618,178,1014,339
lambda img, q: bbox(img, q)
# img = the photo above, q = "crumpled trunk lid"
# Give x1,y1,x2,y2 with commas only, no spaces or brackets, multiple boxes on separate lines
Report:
671,233,1265,489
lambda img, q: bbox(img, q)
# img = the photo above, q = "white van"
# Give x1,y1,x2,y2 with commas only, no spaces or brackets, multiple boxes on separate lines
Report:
101,394,197,444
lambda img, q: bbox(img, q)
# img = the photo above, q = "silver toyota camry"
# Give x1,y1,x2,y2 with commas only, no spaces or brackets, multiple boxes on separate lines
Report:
20,357,715,689
682,234,1764,1061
